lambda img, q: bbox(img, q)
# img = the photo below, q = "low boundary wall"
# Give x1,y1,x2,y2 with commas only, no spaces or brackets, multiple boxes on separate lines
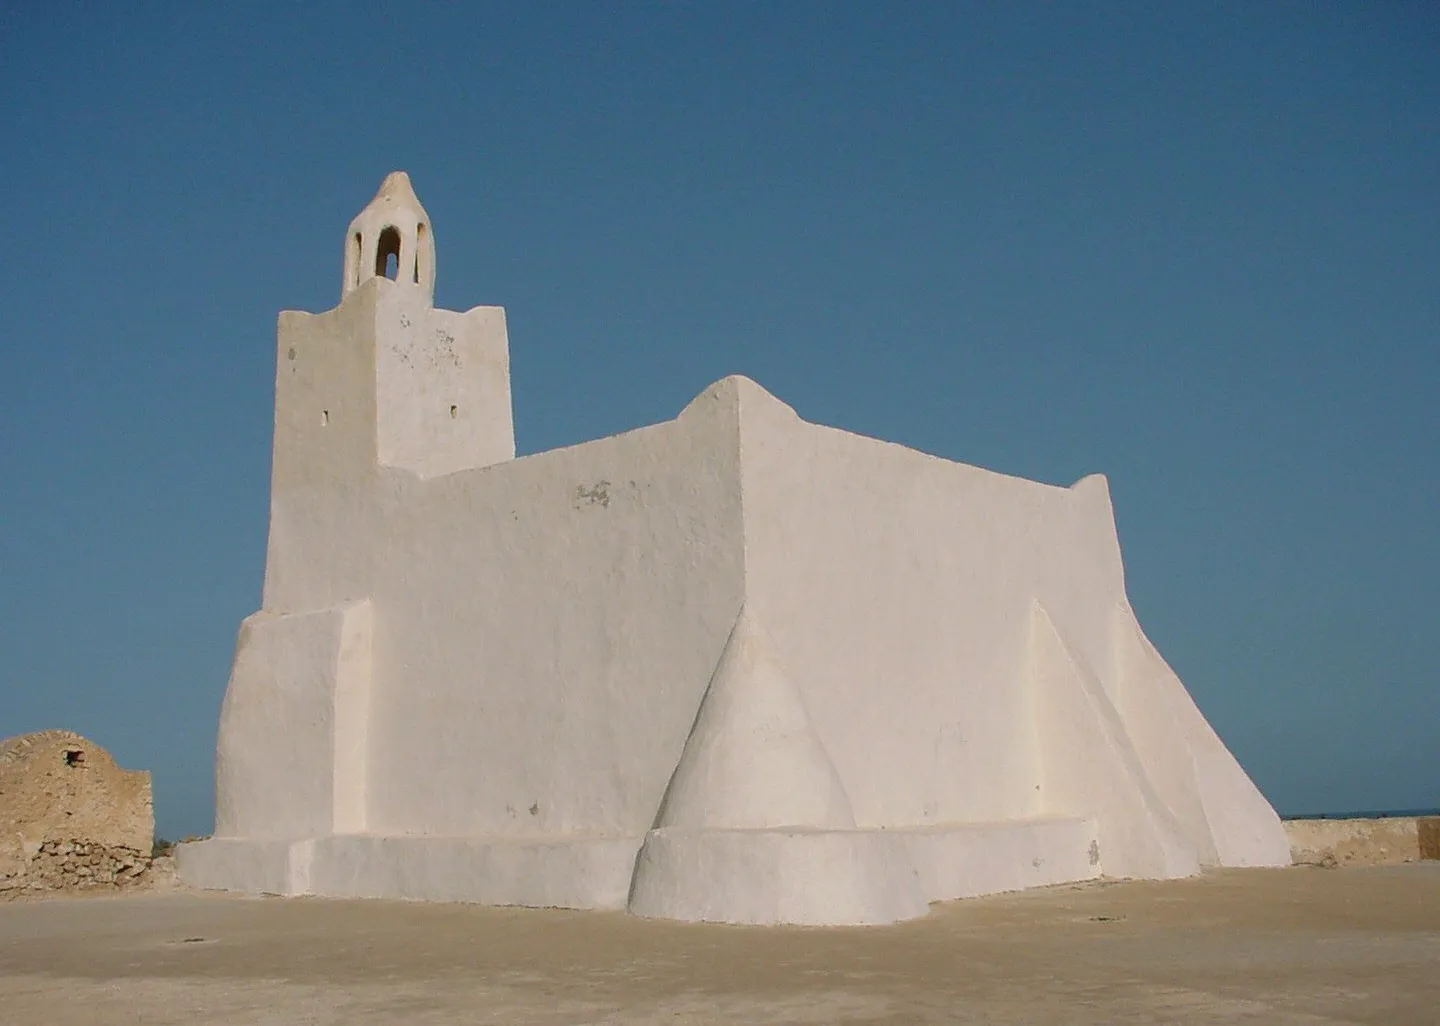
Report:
1283,816,1440,867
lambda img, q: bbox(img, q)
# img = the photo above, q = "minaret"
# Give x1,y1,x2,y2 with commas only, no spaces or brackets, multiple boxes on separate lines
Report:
264,173,516,611
342,171,437,304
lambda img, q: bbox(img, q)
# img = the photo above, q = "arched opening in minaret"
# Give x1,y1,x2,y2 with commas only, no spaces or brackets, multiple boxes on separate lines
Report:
375,226,402,280
415,222,429,283
351,232,362,288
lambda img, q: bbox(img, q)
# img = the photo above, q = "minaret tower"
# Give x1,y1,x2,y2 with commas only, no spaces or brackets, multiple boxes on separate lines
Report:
264,172,516,608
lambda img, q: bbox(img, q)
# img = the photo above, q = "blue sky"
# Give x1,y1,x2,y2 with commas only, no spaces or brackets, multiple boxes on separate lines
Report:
2,3,1436,838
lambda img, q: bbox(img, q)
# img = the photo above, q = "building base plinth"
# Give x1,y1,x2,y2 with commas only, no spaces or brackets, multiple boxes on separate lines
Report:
627,827,930,926
177,835,644,911
177,817,1115,924
900,817,1101,901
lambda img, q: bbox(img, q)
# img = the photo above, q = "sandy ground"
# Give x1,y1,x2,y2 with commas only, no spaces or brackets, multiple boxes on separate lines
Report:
1,865,1437,1025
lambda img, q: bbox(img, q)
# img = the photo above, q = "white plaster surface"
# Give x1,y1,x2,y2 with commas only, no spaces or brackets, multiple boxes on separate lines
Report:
652,605,856,833
629,828,929,926
175,838,293,896
900,817,1102,901
181,172,1291,925
215,601,371,840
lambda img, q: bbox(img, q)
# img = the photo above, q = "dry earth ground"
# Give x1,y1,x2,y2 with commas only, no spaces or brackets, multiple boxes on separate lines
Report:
1,864,1437,1025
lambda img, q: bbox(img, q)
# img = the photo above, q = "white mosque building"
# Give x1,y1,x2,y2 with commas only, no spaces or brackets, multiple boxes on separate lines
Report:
176,172,1291,925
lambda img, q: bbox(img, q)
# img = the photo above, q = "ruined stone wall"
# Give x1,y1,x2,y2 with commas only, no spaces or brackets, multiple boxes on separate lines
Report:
0,731,155,892
0,840,169,898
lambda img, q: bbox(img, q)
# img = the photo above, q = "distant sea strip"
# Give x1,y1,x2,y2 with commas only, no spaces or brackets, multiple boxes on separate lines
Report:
1281,808,1440,820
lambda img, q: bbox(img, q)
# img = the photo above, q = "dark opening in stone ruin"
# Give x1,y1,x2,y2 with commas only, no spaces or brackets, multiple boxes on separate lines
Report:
63,749,85,766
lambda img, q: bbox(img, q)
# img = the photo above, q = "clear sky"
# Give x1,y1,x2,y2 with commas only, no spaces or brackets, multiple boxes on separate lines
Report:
2,3,1436,839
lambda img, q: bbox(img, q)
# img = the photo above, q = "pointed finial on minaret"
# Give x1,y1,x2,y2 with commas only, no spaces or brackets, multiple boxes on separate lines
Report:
342,171,436,303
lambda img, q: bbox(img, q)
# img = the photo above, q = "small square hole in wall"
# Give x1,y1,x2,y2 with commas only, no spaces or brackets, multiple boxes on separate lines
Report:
63,749,84,767
321,410,330,426
449,405,458,419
